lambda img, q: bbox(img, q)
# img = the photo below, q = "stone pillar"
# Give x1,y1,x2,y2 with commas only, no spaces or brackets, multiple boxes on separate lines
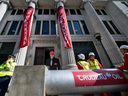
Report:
13,1,36,66
83,1,123,65
0,1,9,22
57,1,77,70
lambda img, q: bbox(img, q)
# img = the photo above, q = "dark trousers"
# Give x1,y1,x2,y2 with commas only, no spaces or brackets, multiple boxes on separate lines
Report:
0,77,11,96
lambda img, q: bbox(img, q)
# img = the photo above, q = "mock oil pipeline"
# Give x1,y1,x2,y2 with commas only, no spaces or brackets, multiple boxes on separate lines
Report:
45,69,128,95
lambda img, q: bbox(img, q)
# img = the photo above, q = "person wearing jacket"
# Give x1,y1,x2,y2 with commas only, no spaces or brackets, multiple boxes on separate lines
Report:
77,53,93,96
87,52,103,69
0,55,16,96
46,51,60,70
116,45,128,72
87,52,112,96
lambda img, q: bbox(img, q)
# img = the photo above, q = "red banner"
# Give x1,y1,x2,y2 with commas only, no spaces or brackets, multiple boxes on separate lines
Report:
72,70,128,87
19,8,34,48
58,7,72,48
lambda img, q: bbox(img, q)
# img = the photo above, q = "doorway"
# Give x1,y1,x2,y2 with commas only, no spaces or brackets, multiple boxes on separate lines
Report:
34,47,54,65
72,42,101,63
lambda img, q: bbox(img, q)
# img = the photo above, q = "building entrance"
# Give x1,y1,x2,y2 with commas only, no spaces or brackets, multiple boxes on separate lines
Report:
72,42,100,63
34,47,54,65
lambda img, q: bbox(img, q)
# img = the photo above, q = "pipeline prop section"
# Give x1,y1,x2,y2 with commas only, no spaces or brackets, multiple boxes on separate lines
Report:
45,69,128,95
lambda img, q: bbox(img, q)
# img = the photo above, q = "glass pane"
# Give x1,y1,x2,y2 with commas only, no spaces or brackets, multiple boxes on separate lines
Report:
42,21,49,35
16,9,22,15
109,21,121,34
17,21,23,35
35,21,41,35
44,9,49,15
67,21,74,34
51,21,56,35
101,10,107,15
0,42,15,64
51,9,55,15
95,9,102,15
70,9,76,15
121,2,128,7
103,21,115,34
11,10,16,15
1,21,11,35
72,42,101,63
8,21,19,35
80,21,89,34
73,21,82,34
38,9,42,15
116,41,128,48
76,9,81,15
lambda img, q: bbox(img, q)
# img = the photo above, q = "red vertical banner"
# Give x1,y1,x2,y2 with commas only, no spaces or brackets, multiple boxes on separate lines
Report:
19,8,34,48
58,7,72,48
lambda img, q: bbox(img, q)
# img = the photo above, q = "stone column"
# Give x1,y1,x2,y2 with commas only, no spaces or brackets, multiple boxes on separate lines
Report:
57,1,77,70
13,1,36,66
83,1,123,65
0,1,9,22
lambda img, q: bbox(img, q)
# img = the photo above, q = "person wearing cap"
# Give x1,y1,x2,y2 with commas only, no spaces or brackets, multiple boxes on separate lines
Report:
87,52,103,70
116,45,128,71
77,53,89,70
87,52,113,96
0,55,16,96
46,51,60,70
77,54,93,96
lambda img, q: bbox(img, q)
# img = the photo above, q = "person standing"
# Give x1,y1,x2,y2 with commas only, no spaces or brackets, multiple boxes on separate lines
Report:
77,53,89,70
77,53,93,96
87,52,103,69
116,45,128,72
0,55,17,96
46,51,60,70
87,52,113,96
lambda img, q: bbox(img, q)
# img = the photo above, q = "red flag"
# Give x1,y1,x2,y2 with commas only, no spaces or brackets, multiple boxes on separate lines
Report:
19,8,34,48
58,7,72,48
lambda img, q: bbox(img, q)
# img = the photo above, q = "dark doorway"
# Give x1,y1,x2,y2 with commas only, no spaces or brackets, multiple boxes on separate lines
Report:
34,47,54,65
72,42,100,63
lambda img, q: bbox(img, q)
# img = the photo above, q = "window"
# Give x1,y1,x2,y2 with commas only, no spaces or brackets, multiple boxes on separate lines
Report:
11,10,16,15
51,9,55,15
67,21,74,34
0,42,15,64
42,21,49,34
102,21,115,34
109,21,121,34
80,21,89,34
1,21,11,35
76,9,82,15
16,9,23,15
51,21,56,35
95,9,107,15
116,41,128,48
35,21,41,35
70,9,76,15
65,9,68,13
38,9,42,15
73,21,82,34
44,9,49,15
17,21,23,35
95,9,102,15
121,2,128,7
8,21,19,35
101,10,107,15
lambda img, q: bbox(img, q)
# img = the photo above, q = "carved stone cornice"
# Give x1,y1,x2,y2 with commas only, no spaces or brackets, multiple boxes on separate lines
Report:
26,0,38,9
0,0,12,9
80,0,93,9
54,0,66,8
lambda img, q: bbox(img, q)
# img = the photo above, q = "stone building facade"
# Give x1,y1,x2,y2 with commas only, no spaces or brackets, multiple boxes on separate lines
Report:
0,0,128,70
